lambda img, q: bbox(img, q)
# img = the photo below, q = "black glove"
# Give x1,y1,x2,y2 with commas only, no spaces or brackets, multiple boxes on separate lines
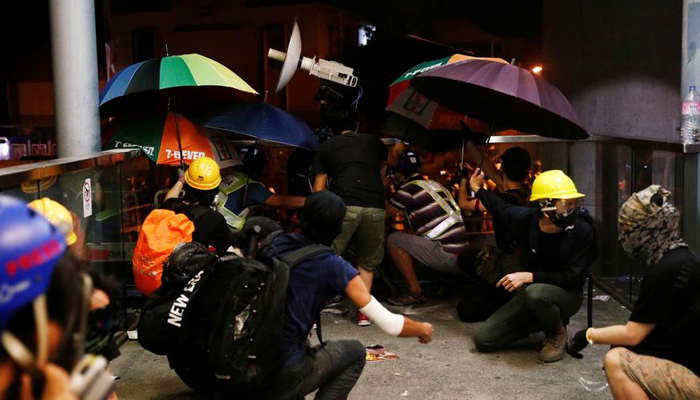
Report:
567,328,589,359
455,166,469,182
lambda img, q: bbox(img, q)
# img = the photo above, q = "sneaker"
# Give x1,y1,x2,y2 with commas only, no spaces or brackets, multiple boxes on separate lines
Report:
357,312,371,326
387,291,427,306
538,322,568,363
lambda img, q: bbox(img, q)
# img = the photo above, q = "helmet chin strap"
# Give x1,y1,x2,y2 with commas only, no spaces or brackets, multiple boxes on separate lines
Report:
33,295,48,365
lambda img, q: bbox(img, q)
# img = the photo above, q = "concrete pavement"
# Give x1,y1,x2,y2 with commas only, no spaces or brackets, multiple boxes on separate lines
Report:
111,288,629,400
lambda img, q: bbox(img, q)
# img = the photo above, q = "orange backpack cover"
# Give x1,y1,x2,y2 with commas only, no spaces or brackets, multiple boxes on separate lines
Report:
132,209,196,296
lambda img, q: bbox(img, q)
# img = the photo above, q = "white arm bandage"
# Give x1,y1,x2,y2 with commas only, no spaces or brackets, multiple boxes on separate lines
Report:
359,296,405,337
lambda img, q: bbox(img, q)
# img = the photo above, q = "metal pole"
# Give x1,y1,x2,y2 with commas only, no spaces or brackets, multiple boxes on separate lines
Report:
682,1,700,95
49,0,101,158
682,0,700,252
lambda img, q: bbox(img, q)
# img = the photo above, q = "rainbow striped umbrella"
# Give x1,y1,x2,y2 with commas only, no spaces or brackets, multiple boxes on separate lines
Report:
99,54,258,117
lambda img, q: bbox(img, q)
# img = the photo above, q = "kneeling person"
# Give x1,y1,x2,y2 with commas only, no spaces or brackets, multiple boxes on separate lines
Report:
469,169,597,363
266,191,434,399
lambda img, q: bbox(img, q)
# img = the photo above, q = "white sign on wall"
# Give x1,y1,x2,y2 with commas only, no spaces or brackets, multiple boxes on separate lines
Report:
83,178,92,218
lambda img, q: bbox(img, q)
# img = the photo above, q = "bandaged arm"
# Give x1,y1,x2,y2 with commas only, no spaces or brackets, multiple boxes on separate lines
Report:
345,276,432,341
359,296,404,336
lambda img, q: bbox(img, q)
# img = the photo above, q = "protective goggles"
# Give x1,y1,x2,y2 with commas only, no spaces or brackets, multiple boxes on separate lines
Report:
538,198,583,216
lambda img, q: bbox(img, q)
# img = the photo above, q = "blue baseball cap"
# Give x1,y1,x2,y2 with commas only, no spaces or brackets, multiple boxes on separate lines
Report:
0,196,67,333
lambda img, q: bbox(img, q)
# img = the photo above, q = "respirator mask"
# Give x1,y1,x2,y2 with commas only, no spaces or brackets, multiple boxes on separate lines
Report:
539,198,582,230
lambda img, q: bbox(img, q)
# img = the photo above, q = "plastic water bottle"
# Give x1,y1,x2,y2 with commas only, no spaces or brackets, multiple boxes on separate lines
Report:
681,85,700,144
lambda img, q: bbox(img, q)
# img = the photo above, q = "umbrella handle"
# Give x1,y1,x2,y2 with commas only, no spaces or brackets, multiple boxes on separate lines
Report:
168,96,186,169
478,122,494,170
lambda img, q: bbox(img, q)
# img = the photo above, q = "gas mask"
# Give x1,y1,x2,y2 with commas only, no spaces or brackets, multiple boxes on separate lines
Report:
539,198,582,230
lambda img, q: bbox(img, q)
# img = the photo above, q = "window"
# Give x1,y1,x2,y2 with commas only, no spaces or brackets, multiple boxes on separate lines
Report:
132,28,155,62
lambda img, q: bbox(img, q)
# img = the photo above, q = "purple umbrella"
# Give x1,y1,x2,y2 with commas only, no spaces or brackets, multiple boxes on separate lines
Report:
410,60,588,140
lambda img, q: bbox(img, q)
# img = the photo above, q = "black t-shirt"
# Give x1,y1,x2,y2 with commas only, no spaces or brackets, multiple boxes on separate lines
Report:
161,198,231,252
628,247,700,376
311,132,388,208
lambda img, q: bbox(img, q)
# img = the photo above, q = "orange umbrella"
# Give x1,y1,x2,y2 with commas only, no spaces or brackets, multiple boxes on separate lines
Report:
102,112,242,168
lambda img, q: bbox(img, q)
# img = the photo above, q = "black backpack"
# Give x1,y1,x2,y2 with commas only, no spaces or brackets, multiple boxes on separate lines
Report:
138,242,235,355
209,232,331,396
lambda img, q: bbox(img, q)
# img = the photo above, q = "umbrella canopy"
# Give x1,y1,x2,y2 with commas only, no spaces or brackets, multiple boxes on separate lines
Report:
99,54,258,117
411,59,588,140
202,103,319,151
102,112,242,168
380,113,488,153
383,55,508,153
387,54,508,131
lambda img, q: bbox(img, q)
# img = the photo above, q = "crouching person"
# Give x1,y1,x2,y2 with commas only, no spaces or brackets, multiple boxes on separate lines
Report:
265,191,434,400
568,185,700,400
469,169,598,363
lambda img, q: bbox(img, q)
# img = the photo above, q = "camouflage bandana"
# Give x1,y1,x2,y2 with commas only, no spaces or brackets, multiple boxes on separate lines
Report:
618,185,687,265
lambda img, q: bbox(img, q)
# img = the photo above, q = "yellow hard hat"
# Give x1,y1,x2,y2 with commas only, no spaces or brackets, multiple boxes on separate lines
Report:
529,170,585,202
185,157,221,190
28,197,77,245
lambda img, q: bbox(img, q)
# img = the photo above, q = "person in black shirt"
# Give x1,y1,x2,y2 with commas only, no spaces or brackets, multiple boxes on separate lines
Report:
469,169,597,363
161,157,232,252
568,185,700,400
456,147,532,322
311,110,388,326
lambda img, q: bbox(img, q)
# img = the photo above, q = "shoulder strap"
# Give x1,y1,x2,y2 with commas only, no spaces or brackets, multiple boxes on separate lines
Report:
280,244,333,268
187,204,209,222
280,243,333,345
260,230,285,248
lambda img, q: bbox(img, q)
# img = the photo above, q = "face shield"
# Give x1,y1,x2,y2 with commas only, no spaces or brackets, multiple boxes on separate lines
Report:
539,198,583,229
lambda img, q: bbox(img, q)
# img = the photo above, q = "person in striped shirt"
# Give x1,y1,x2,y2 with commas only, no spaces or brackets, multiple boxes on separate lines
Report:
385,151,470,306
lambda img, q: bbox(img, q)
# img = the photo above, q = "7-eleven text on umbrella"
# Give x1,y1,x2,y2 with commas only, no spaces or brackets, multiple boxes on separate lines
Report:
165,149,206,161
112,141,156,157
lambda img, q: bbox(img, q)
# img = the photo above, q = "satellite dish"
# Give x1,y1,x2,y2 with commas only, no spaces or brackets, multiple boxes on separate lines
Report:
268,20,302,94
268,19,358,93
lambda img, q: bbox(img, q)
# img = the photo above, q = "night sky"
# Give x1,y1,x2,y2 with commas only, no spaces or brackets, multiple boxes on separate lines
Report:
0,0,541,70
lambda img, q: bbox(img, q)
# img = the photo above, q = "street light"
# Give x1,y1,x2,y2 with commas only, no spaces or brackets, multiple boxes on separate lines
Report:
531,65,543,74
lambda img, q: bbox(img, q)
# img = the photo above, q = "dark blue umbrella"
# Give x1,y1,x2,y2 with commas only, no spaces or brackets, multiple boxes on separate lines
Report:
202,103,318,151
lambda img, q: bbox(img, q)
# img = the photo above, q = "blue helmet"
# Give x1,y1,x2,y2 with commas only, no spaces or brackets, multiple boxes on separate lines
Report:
0,195,67,333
